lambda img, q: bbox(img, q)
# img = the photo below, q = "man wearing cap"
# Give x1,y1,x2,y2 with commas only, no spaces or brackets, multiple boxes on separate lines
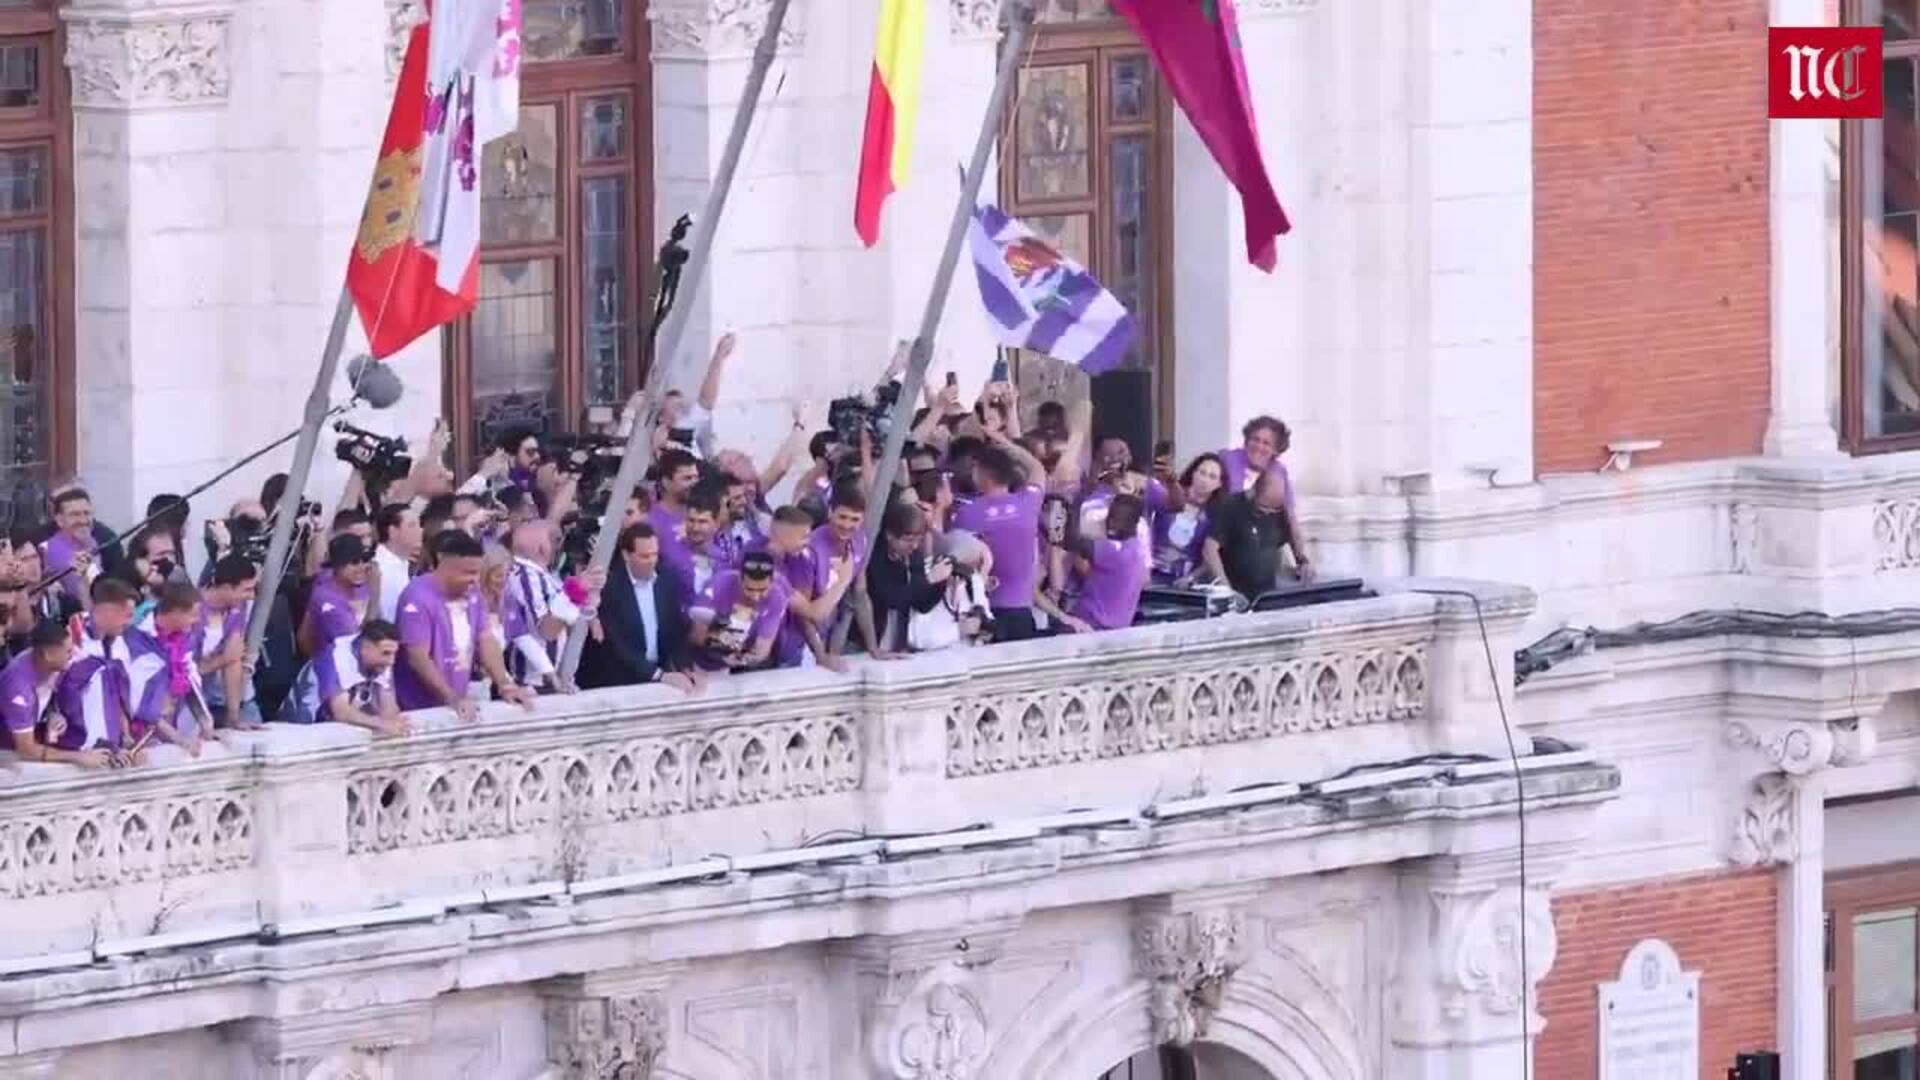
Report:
299,534,375,657
688,550,790,673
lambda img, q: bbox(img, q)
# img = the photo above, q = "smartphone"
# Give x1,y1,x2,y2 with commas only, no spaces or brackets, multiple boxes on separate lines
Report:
1153,440,1173,461
669,426,696,446
990,357,1009,383
945,371,958,388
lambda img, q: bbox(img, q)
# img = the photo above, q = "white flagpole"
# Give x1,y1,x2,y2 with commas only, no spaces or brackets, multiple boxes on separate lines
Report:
556,0,794,685
833,0,1034,653
243,286,355,661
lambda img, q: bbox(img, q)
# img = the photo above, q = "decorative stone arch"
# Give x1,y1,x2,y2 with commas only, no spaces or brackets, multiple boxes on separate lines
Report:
996,968,1366,1080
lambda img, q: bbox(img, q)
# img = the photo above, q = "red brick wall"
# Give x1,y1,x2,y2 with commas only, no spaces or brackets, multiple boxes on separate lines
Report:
1532,0,1772,474
1536,870,1777,1080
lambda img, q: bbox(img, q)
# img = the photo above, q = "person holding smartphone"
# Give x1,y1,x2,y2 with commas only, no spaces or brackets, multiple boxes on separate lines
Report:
863,502,946,658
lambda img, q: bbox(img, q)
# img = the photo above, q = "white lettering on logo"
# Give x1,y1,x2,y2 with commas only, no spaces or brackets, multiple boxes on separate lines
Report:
1782,43,1869,102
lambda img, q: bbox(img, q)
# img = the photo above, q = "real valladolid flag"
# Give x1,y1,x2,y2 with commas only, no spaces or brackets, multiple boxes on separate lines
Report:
853,0,926,246
968,202,1136,375
1111,0,1290,271
348,0,524,358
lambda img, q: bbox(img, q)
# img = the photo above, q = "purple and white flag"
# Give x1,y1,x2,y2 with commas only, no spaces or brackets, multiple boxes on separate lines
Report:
967,202,1136,376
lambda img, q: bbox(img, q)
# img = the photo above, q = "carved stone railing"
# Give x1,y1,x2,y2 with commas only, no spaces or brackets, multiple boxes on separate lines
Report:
0,579,1529,962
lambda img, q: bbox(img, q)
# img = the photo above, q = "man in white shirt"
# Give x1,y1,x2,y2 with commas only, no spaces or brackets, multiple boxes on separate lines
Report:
373,502,424,621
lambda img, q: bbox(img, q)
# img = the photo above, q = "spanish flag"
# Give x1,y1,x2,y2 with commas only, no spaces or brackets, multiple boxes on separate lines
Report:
853,0,926,247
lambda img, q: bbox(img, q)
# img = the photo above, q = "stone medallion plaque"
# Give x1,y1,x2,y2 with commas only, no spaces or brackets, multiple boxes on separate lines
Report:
1598,938,1700,1080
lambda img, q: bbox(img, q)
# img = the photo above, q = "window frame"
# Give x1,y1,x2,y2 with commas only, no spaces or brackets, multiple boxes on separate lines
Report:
442,18,652,469
1841,1,1920,452
0,3,72,497
998,14,1176,449
1826,859,1920,1078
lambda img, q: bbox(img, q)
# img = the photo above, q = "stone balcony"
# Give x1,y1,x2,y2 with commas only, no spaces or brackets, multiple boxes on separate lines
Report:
0,580,1620,1078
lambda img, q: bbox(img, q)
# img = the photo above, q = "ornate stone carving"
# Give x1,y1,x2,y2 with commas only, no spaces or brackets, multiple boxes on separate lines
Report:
1875,497,1920,570
0,790,253,898
63,10,232,109
648,0,804,61
547,994,668,1079
948,0,1002,40
1724,718,1837,777
886,980,988,1080
1450,886,1557,1021
945,644,1427,777
385,0,426,77
343,713,860,854
1731,772,1799,867
1135,906,1249,1046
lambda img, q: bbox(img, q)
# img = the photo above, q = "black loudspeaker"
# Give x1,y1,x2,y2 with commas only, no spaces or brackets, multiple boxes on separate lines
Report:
1730,1050,1780,1080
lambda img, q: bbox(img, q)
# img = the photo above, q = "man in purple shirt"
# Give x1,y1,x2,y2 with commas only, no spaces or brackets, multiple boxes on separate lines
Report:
42,487,102,605
282,619,408,736
394,530,534,720
647,449,702,535
1057,494,1150,632
764,505,853,670
659,485,731,604
950,444,1046,641
300,534,375,656
806,483,871,666
129,581,212,756
689,551,790,673
0,618,109,766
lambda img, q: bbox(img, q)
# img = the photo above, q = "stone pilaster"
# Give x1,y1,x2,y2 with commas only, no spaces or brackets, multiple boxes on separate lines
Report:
60,0,405,528
225,1002,430,1080
828,920,1019,1080
1388,848,1573,1080
1764,0,1842,457
541,965,682,1079
1724,711,1878,1080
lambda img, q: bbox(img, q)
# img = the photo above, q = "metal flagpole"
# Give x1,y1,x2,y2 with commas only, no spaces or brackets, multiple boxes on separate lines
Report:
556,0,794,684
835,0,1035,653
243,286,356,658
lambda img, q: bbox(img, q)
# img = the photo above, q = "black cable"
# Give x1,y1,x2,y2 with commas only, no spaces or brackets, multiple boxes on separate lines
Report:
1411,586,1529,1080
1516,606,1920,684
24,405,350,600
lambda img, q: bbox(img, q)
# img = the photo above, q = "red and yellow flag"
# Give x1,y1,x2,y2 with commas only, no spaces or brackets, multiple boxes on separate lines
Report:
853,0,925,247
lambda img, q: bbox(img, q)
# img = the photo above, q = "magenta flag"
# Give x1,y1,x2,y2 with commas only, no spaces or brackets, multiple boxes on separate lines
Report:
1111,0,1290,272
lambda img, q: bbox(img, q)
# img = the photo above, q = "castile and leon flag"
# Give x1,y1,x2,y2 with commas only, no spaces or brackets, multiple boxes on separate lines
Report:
347,0,524,359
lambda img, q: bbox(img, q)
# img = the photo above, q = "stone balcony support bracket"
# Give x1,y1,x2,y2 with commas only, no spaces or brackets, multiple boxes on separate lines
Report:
60,2,234,110
1132,889,1259,1050
1724,713,1879,867
223,1001,432,1080
541,964,685,1080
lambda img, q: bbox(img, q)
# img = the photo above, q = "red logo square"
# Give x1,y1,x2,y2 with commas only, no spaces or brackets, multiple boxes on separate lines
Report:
1769,26,1883,119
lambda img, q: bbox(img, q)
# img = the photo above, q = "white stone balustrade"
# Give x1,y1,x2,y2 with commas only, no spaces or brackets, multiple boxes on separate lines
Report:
0,580,1529,964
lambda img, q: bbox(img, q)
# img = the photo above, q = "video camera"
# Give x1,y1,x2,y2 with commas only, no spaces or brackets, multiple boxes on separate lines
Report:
333,421,413,486
226,496,321,567
547,431,625,488
827,379,903,453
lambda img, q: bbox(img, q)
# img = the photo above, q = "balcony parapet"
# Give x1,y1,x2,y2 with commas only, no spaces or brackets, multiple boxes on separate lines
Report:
0,578,1534,964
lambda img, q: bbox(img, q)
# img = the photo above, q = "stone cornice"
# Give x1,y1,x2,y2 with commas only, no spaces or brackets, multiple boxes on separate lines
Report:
647,0,803,61
0,761,1617,1050
61,3,232,109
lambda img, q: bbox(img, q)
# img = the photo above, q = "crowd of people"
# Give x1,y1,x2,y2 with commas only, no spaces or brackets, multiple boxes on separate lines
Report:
0,336,1313,769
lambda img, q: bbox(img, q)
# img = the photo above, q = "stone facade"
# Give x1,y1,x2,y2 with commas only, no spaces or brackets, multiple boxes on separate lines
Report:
13,0,1920,1078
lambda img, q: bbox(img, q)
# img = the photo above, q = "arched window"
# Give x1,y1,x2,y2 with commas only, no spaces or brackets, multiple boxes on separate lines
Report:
0,0,68,526
1000,0,1172,461
443,0,650,465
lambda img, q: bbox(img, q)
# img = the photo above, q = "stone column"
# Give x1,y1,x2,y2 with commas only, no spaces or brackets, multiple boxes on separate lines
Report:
1388,849,1566,1080
541,965,682,1079
1764,0,1843,458
225,1002,430,1080
1725,713,1879,1080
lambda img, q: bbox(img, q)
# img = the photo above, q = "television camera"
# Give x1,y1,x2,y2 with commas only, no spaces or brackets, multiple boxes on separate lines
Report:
332,421,413,488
